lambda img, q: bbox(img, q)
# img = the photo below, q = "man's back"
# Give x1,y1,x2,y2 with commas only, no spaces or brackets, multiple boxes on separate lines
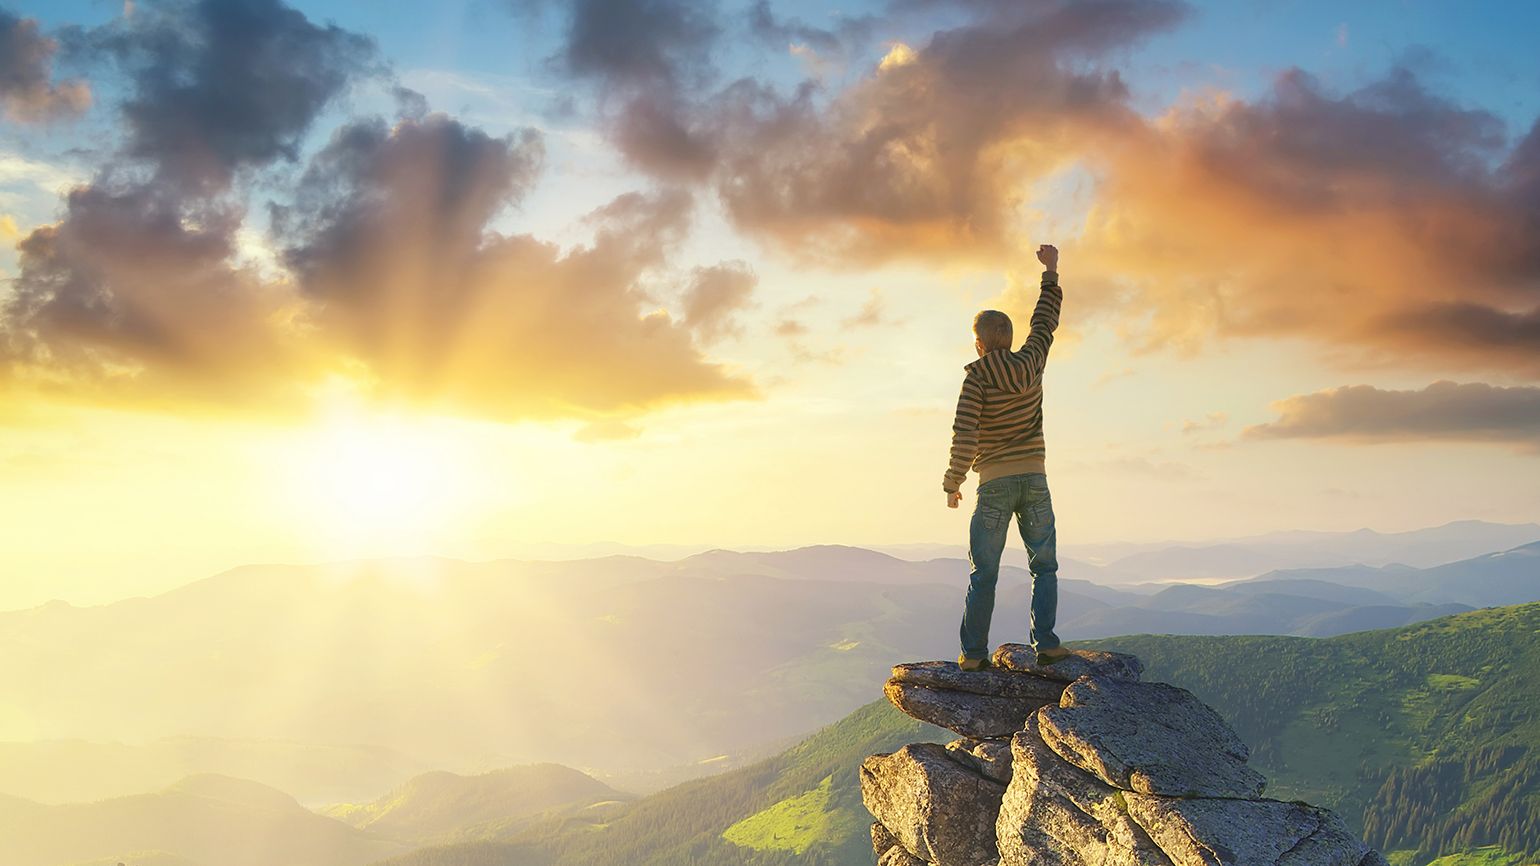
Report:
942,272,1062,495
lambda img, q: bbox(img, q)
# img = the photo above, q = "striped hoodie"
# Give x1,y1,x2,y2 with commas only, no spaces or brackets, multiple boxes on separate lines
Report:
942,271,1063,494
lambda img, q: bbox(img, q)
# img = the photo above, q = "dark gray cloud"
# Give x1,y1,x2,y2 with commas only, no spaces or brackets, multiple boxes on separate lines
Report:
1,183,298,404
1244,381,1540,451
78,0,379,194
533,0,722,179
746,2,878,57
0,8,90,123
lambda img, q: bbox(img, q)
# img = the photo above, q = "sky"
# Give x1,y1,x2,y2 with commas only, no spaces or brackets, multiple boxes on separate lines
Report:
1,0,1538,610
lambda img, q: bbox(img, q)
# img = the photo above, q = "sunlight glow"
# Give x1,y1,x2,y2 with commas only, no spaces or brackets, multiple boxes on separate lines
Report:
275,407,489,558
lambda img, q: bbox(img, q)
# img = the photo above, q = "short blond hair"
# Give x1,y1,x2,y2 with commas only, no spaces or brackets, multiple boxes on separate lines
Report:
973,309,1013,351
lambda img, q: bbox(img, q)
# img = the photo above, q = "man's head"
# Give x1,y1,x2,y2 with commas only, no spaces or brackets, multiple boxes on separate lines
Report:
973,309,1013,356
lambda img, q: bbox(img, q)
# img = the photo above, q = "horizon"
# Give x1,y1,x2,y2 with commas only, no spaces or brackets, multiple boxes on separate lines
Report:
7,515,1537,612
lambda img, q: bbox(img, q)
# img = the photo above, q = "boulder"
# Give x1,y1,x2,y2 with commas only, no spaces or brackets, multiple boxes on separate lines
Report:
874,821,927,866
1038,677,1267,799
992,646,1144,682
861,742,1006,866
1123,794,1369,866
893,661,1068,700
944,737,1014,785
997,715,1175,866
886,681,1055,739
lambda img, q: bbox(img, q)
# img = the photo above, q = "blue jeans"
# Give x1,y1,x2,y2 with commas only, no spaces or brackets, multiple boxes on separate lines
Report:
960,472,1061,659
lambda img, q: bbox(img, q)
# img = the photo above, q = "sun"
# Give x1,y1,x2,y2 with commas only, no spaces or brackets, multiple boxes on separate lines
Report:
275,408,485,556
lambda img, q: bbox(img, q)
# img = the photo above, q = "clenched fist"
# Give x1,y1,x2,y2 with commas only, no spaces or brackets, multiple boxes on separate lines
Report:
1036,244,1058,272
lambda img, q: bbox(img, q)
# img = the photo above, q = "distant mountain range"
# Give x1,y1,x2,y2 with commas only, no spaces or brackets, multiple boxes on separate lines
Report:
0,774,406,866
2,534,1536,808
880,519,1540,584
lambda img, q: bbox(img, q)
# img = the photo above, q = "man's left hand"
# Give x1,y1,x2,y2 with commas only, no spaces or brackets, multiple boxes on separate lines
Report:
947,491,962,508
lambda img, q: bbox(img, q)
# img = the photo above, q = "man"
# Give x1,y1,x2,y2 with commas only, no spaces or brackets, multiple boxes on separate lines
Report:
943,243,1068,671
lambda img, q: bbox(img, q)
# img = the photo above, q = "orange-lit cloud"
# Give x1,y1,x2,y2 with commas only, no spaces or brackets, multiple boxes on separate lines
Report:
1245,380,1540,451
1074,67,1540,379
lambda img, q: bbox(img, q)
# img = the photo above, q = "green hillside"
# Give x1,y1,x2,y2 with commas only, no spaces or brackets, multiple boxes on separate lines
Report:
374,602,1540,866
1092,602,1540,866
375,699,948,866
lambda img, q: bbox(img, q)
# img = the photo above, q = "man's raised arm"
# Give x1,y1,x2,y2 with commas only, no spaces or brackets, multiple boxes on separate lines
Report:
1013,244,1063,384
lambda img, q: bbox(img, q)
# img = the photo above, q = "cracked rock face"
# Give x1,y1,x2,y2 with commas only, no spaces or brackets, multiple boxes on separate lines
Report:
991,646,1144,683
998,715,1175,866
1123,795,1369,866
885,679,1057,739
1038,676,1267,799
998,715,1369,866
945,737,1015,785
874,822,927,866
861,742,1007,866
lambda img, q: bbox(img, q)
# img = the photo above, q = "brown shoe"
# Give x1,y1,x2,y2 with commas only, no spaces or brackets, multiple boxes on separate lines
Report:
1035,646,1072,666
957,653,991,672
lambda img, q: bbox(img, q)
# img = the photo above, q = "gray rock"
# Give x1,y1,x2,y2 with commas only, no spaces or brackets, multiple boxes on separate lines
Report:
886,680,1054,739
893,661,1068,700
945,737,1015,785
1038,677,1267,799
1123,795,1369,866
861,742,1006,866
997,715,1175,866
874,821,927,866
992,646,1144,682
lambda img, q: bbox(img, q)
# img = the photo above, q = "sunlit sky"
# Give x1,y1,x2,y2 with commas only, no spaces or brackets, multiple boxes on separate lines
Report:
2,0,1538,610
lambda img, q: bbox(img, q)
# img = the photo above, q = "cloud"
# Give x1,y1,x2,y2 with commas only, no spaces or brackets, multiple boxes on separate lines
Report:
1181,411,1227,434
0,10,91,123
842,288,885,327
703,0,1189,265
747,2,878,60
1073,64,1540,378
3,0,757,424
77,0,379,194
533,0,722,180
271,114,753,420
1243,380,1540,451
525,0,1187,264
1,0,379,410
2,183,304,405
678,261,756,341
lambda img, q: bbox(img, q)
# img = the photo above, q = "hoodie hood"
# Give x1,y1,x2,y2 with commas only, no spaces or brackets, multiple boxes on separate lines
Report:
965,348,1031,393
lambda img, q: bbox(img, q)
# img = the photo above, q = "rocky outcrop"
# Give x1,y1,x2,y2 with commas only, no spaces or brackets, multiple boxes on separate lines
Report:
1038,676,1267,799
861,743,1005,866
861,650,1385,866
